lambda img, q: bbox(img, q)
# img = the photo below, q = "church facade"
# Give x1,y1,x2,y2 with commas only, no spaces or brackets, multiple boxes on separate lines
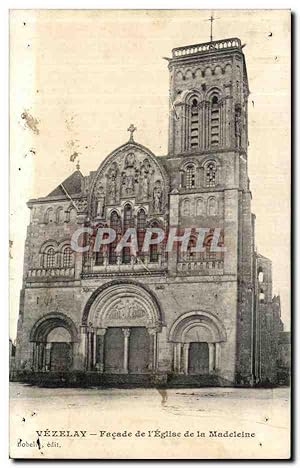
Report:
15,37,284,386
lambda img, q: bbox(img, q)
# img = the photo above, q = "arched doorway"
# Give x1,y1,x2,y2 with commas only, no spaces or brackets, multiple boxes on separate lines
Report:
46,327,72,371
82,282,162,374
30,313,78,372
169,311,226,375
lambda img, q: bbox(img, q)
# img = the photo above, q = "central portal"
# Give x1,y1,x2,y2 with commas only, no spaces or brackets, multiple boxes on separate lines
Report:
104,326,150,374
83,282,162,373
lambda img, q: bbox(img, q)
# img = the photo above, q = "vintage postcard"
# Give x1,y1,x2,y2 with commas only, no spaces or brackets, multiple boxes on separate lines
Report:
9,9,291,459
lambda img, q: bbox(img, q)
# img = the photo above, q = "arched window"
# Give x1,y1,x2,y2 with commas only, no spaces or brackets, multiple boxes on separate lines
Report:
44,207,54,224
109,211,121,265
190,98,200,149
45,247,55,268
207,197,218,216
137,209,146,257
184,164,196,189
56,207,64,224
210,95,220,147
206,161,217,187
62,246,73,268
196,198,204,216
258,270,264,283
181,199,191,216
123,204,134,229
149,222,160,263
259,289,265,303
123,204,134,264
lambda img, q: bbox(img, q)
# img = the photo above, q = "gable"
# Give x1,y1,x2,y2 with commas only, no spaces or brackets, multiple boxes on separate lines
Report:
47,170,83,197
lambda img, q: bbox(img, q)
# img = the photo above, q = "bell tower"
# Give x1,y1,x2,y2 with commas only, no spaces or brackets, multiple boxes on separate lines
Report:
167,38,249,156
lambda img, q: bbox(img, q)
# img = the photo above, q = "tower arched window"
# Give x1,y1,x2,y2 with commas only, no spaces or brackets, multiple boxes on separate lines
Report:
109,211,121,265
207,197,218,216
123,204,134,264
190,98,200,149
259,289,265,303
258,270,264,283
181,198,191,216
196,198,204,216
45,247,55,268
210,95,220,147
206,161,217,187
184,164,196,189
62,246,73,268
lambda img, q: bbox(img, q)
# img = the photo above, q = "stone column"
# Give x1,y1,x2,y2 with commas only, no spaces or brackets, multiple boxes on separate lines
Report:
37,342,43,371
41,343,46,371
35,343,41,371
173,343,177,372
78,326,88,370
122,328,131,374
180,343,185,374
96,328,106,373
148,328,158,372
92,332,97,370
220,100,224,147
45,343,51,371
87,330,92,371
183,343,190,375
208,343,215,373
173,342,182,374
31,342,37,371
215,342,221,371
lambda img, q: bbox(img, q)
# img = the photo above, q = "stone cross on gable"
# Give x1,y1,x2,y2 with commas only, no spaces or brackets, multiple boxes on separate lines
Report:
127,124,137,142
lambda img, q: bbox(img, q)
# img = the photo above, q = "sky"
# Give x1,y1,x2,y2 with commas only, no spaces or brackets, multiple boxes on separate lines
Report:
9,9,290,337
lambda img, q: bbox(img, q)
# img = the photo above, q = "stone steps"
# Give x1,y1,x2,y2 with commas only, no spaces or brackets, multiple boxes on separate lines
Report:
12,371,232,388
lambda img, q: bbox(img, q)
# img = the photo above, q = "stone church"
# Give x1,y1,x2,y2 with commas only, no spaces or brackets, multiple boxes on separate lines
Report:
15,37,285,386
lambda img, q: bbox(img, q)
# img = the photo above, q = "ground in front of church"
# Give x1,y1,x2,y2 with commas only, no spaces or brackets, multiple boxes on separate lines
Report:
10,383,290,459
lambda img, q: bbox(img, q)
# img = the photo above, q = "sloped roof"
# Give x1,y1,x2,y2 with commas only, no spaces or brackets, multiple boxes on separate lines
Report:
47,170,83,197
